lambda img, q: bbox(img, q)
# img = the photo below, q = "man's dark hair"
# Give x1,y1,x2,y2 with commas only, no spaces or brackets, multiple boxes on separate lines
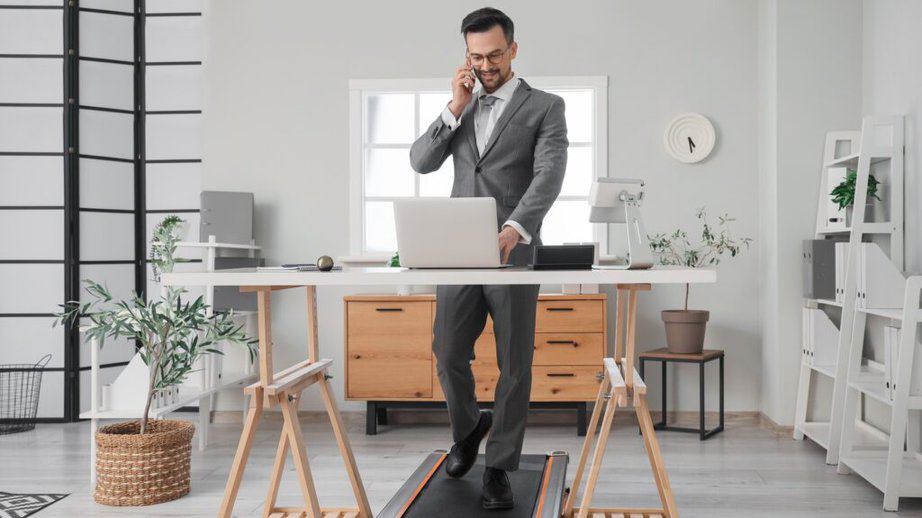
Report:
461,7,514,44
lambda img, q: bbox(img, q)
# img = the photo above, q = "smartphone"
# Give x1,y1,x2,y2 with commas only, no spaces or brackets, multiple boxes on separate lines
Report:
463,55,478,91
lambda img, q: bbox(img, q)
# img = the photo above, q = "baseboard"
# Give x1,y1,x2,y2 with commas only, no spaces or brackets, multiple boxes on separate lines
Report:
757,412,795,436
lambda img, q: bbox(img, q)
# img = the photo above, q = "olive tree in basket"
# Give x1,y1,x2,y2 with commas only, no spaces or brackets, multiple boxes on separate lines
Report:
55,216,255,506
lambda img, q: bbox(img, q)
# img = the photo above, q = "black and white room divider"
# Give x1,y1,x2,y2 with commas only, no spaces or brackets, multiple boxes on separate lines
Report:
0,0,202,422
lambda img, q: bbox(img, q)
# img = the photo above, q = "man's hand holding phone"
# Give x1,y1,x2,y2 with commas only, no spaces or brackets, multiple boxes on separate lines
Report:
448,59,476,119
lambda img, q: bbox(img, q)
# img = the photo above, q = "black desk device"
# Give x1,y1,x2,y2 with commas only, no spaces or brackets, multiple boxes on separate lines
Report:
532,244,595,270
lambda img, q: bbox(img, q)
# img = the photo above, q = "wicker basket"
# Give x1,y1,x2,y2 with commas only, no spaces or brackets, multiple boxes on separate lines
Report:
94,419,195,506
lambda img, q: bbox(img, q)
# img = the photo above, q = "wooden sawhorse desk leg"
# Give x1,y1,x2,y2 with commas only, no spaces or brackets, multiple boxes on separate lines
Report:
219,285,372,518
563,284,678,518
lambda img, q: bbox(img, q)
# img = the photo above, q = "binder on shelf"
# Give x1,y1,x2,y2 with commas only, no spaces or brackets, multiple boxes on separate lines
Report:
884,325,921,399
803,307,839,367
857,243,905,309
835,242,847,303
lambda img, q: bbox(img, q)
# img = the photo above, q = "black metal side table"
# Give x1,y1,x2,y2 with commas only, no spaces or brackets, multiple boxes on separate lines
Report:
639,348,724,440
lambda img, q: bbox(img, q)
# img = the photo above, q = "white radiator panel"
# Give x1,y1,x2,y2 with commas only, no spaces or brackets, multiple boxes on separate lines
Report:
0,209,63,260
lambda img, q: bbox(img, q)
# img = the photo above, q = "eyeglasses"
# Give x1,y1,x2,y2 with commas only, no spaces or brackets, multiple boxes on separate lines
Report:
467,46,510,66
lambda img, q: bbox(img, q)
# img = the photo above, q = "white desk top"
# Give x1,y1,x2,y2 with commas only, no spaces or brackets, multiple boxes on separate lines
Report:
161,266,715,287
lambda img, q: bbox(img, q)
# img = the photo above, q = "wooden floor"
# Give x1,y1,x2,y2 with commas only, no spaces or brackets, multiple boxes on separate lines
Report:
2,413,920,517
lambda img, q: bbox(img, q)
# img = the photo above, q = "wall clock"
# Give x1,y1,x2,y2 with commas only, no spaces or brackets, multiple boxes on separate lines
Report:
663,113,716,163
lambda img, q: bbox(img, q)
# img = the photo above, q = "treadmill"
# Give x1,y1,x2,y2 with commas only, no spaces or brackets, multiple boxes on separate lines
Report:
377,450,569,518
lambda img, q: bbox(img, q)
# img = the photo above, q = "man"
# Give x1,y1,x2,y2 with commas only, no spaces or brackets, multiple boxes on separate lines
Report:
409,7,568,510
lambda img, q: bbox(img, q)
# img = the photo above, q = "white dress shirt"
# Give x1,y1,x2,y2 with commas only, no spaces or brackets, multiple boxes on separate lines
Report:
440,75,532,244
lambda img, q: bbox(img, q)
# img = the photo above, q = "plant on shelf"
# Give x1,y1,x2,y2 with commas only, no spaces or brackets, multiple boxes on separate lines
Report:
830,169,881,210
54,215,256,506
648,208,752,354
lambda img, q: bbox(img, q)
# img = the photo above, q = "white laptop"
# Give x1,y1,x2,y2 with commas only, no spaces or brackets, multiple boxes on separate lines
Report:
393,197,510,268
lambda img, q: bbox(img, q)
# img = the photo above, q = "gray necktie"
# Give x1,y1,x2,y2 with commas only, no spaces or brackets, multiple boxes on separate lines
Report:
476,95,498,155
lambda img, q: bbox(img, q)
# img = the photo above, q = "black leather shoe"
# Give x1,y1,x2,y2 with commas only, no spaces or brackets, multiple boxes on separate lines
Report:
482,466,514,509
445,410,492,478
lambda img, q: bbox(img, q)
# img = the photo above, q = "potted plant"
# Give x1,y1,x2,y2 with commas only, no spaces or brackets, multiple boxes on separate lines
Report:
648,208,752,354
830,169,881,225
55,216,255,506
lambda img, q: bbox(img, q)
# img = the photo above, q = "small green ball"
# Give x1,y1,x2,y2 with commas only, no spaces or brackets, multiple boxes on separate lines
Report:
316,255,334,271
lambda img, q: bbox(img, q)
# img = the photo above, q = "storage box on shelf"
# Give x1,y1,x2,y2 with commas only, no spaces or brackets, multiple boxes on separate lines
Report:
343,293,607,435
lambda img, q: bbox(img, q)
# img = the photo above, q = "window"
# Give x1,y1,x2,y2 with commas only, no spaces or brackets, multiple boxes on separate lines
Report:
349,76,608,255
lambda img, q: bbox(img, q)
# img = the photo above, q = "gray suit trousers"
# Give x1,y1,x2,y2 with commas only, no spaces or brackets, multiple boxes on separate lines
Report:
433,247,539,471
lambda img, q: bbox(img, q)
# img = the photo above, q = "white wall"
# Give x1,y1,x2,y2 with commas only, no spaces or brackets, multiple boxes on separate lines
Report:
202,0,761,412
863,0,922,273
757,0,862,425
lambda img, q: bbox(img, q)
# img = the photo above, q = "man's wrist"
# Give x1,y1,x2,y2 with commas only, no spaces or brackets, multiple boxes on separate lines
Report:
447,100,465,119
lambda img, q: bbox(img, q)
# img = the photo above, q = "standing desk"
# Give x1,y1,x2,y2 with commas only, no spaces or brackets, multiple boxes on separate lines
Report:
161,266,715,518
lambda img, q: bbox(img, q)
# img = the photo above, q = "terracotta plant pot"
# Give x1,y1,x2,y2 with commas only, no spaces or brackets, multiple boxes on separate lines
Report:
94,419,195,506
662,310,709,354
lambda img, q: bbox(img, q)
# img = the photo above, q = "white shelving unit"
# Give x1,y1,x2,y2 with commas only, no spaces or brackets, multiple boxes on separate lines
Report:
80,237,260,484
793,115,920,511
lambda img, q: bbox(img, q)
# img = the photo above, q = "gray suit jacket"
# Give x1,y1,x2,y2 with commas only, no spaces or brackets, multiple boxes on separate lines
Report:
409,79,568,248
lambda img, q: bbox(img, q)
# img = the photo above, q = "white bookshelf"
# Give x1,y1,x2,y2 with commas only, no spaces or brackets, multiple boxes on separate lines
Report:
793,115,921,511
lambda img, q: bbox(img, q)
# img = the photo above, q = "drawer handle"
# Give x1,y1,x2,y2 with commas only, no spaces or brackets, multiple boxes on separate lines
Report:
547,372,575,377
375,307,404,312
547,340,577,345
546,307,574,312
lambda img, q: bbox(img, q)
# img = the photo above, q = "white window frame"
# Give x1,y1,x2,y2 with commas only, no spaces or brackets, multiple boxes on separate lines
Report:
348,75,608,258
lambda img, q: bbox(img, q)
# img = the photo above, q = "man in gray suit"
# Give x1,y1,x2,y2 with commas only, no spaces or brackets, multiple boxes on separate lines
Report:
409,7,567,510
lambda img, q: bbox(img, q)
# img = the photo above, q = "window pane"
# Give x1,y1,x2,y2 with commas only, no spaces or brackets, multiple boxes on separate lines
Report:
365,201,397,252
550,89,592,143
365,93,414,144
418,159,453,197
365,148,415,197
561,146,593,196
418,92,453,136
540,200,592,245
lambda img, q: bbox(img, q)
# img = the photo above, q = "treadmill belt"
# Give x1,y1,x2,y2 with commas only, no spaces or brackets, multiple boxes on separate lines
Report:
401,454,546,518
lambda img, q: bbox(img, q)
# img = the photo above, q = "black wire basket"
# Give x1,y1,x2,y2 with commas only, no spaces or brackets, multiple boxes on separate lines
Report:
0,354,52,435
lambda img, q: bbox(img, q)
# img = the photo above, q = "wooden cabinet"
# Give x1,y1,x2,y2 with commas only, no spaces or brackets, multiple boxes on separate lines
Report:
344,294,606,403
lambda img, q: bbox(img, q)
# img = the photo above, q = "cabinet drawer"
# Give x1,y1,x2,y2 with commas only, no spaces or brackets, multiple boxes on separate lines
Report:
471,333,602,366
348,357,432,399
467,363,602,402
536,300,604,333
534,333,603,365
531,366,602,401
348,335,432,398
347,301,431,337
